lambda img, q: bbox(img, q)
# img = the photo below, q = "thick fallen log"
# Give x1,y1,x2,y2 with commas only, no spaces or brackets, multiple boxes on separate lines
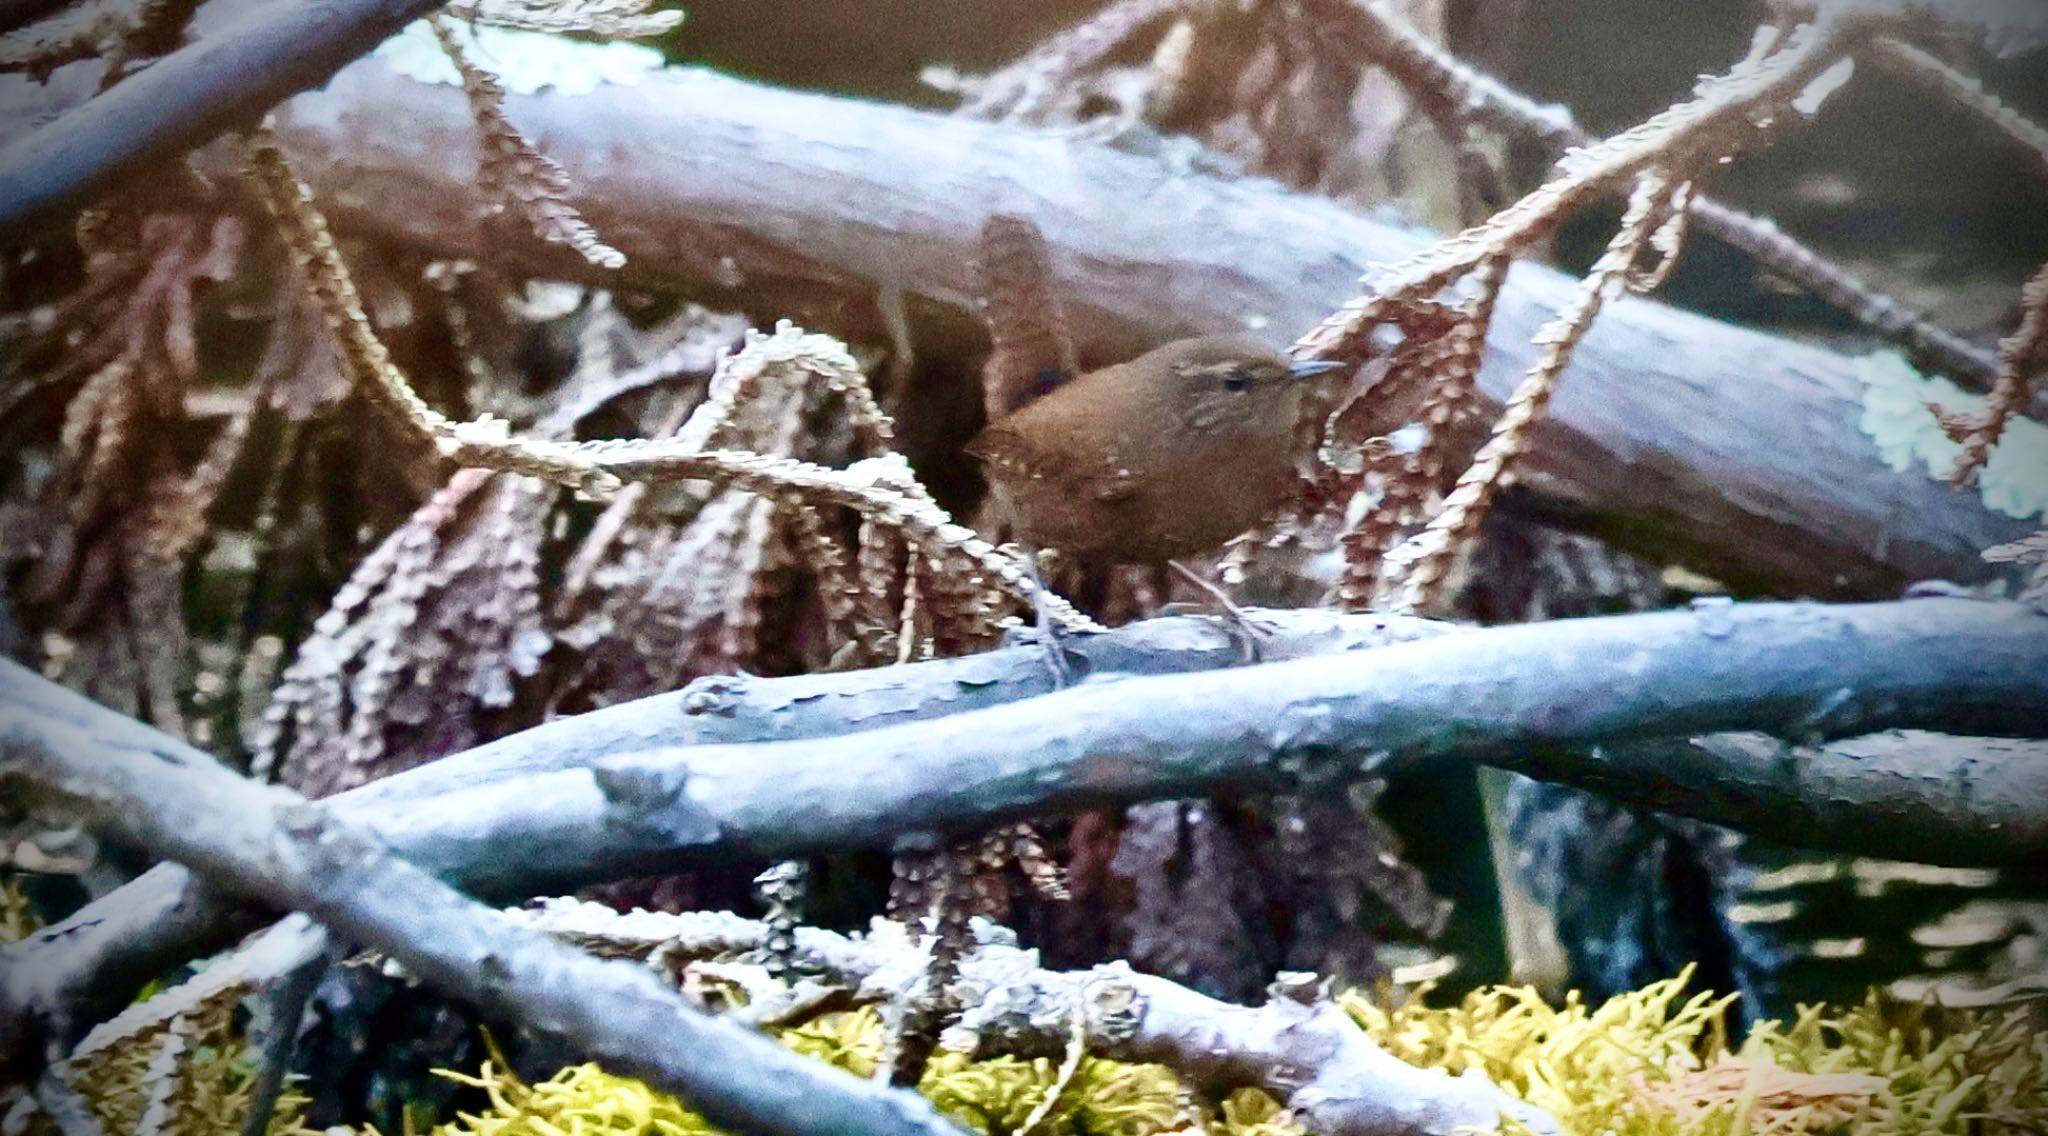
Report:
252,57,2033,597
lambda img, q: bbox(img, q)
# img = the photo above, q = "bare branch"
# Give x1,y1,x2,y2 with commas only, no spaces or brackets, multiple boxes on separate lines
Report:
0,609,1447,1063
0,0,456,238
0,665,972,1136
3,599,2043,1074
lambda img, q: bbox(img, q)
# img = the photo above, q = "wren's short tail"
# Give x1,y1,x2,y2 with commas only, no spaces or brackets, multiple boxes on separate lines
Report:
974,213,1080,419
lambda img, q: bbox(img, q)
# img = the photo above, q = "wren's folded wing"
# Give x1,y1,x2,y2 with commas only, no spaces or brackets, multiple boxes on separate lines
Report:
965,421,1135,502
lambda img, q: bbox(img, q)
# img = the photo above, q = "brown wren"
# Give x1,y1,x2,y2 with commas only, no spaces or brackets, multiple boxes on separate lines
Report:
968,334,1340,568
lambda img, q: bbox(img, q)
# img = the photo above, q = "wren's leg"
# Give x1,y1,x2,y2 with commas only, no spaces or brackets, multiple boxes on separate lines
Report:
1023,548,1077,688
1166,559,1272,664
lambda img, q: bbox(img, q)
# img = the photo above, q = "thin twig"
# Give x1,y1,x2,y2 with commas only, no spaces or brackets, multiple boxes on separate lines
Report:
1873,38,2048,176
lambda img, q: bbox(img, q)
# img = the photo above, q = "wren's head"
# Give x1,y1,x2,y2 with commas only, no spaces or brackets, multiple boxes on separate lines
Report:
1146,334,1345,437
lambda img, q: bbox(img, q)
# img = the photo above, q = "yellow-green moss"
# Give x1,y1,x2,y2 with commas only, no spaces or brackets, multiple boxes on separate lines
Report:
0,873,36,944
225,973,2048,1136
1343,970,2046,1136
342,1008,1207,1136
5,869,310,1136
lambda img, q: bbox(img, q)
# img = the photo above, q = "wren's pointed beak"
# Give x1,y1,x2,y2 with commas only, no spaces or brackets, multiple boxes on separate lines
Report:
1289,358,1345,380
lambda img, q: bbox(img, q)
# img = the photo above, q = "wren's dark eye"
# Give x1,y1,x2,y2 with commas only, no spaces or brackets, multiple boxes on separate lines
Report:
1221,372,1252,392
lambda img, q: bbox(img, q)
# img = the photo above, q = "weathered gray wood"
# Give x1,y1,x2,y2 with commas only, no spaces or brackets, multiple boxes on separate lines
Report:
0,0,457,238
5,599,2043,1074
251,59,2034,596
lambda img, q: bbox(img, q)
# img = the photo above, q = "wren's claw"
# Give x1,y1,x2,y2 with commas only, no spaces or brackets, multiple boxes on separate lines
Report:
1159,600,1274,664
1021,548,1089,689
1165,560,1274,664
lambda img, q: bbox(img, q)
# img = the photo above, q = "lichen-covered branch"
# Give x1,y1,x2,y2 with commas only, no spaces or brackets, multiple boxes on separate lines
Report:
513,902,1562,1136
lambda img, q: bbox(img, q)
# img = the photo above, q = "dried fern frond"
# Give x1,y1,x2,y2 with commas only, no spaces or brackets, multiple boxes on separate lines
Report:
553,322,909,701
1283,12,1863,613
1873,38,2048,176
1941,260,2048,485
249,134,1091,634
431,16,627,270
1296,13,1861,366
259,300,725,788
1318,260,1506,607
960,0,1199,121
789,500,894,667
1330,0,2001,388
0,0,124,79
8,211,246,733
254,468,521,791
448,0,683,40
1378,172,1691,613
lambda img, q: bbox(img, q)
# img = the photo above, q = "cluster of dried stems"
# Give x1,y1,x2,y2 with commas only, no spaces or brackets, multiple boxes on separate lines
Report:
0,0,2045,1128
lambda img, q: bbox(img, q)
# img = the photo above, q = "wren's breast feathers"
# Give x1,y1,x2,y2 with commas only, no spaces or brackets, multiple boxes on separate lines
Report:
967,333,1342,565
